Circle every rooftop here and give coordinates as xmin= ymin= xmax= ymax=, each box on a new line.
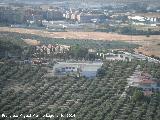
xmin=139 ymin=79 xmax=156 ymax=84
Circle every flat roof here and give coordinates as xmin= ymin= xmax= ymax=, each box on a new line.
xmin=54 ymin=62 xmax=103 ymax=71
xmin=56 ymin=62 xmax=103 ymax=65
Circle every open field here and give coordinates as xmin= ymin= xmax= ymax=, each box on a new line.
xmin=0 ymin=27 xmax=160 ymax=57
xmin=23 ymin=39 xmax=40 ymax=46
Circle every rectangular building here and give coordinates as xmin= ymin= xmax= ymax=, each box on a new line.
xmin=53 ymin=62 xmax=103 ymax=78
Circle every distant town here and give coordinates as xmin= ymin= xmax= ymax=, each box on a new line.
xmin=0 ymin=1 xmax=160 ymax=32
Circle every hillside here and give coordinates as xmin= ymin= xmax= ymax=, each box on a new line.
xmin=0 ymin=27 xmax=160 ymax=57
xmin=0 ymin=60 xmax=160 ymax=120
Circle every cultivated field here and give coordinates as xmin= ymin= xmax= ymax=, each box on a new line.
xmin=1 ymin=61 xmax=160 ymax=120
xmin=0 ymin=27 xmax=160 ymax=57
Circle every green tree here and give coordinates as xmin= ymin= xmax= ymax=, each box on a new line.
xmin=133 ymin=90 xmax=144 ymax=102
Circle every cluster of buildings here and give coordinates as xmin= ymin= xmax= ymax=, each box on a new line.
xmin=128 ymin=15 xmax=160 ymax=26
xmin=0 ymin=4 xmax=107 ymax=27
xmin=0 ymin=5 xmax=64 ymax=26
xmin=96 ymin=51 xmax=160 ymax=63
xmin=53 ymin=62 xmax=103 ymax=78
xmin=77 ymin=13 xmax=107 ymax=23
xmin=97 ymin=52 xmax=133 ymax=61
xmin=35 ymin=44 xmax=70 ymax=55
xmin=0 ymin=3 xmax=160 ymax=28
xmin=63 ymin=9 xmax=107 ymax=23
xmin=18 ymin=43 xmax=70 ymax=65
xmin=46 ymin=8 xmax=64 ymax=21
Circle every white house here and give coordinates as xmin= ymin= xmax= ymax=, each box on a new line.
xmin=53 ymin=62 xmax=103 ymax=78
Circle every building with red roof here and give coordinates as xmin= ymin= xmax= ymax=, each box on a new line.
xmin=131 ymin=71 xmax=160 ymax=92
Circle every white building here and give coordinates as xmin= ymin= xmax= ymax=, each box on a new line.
xmin=97 ymin=52 xmax=134 ymax=61
xmin=53 ymin=62 xmax=103 ymax=78
xmin=128 ymin=16 xmax=146 ymax=22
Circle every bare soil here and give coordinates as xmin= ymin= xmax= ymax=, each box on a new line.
xmin=0 ymin=27 xmax=160 ymax=57
xmin=23 ymin=39 xmax=40 ymax=46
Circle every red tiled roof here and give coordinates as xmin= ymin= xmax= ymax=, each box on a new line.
xmin=139 ymin=79 xmax=156 ymax=84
